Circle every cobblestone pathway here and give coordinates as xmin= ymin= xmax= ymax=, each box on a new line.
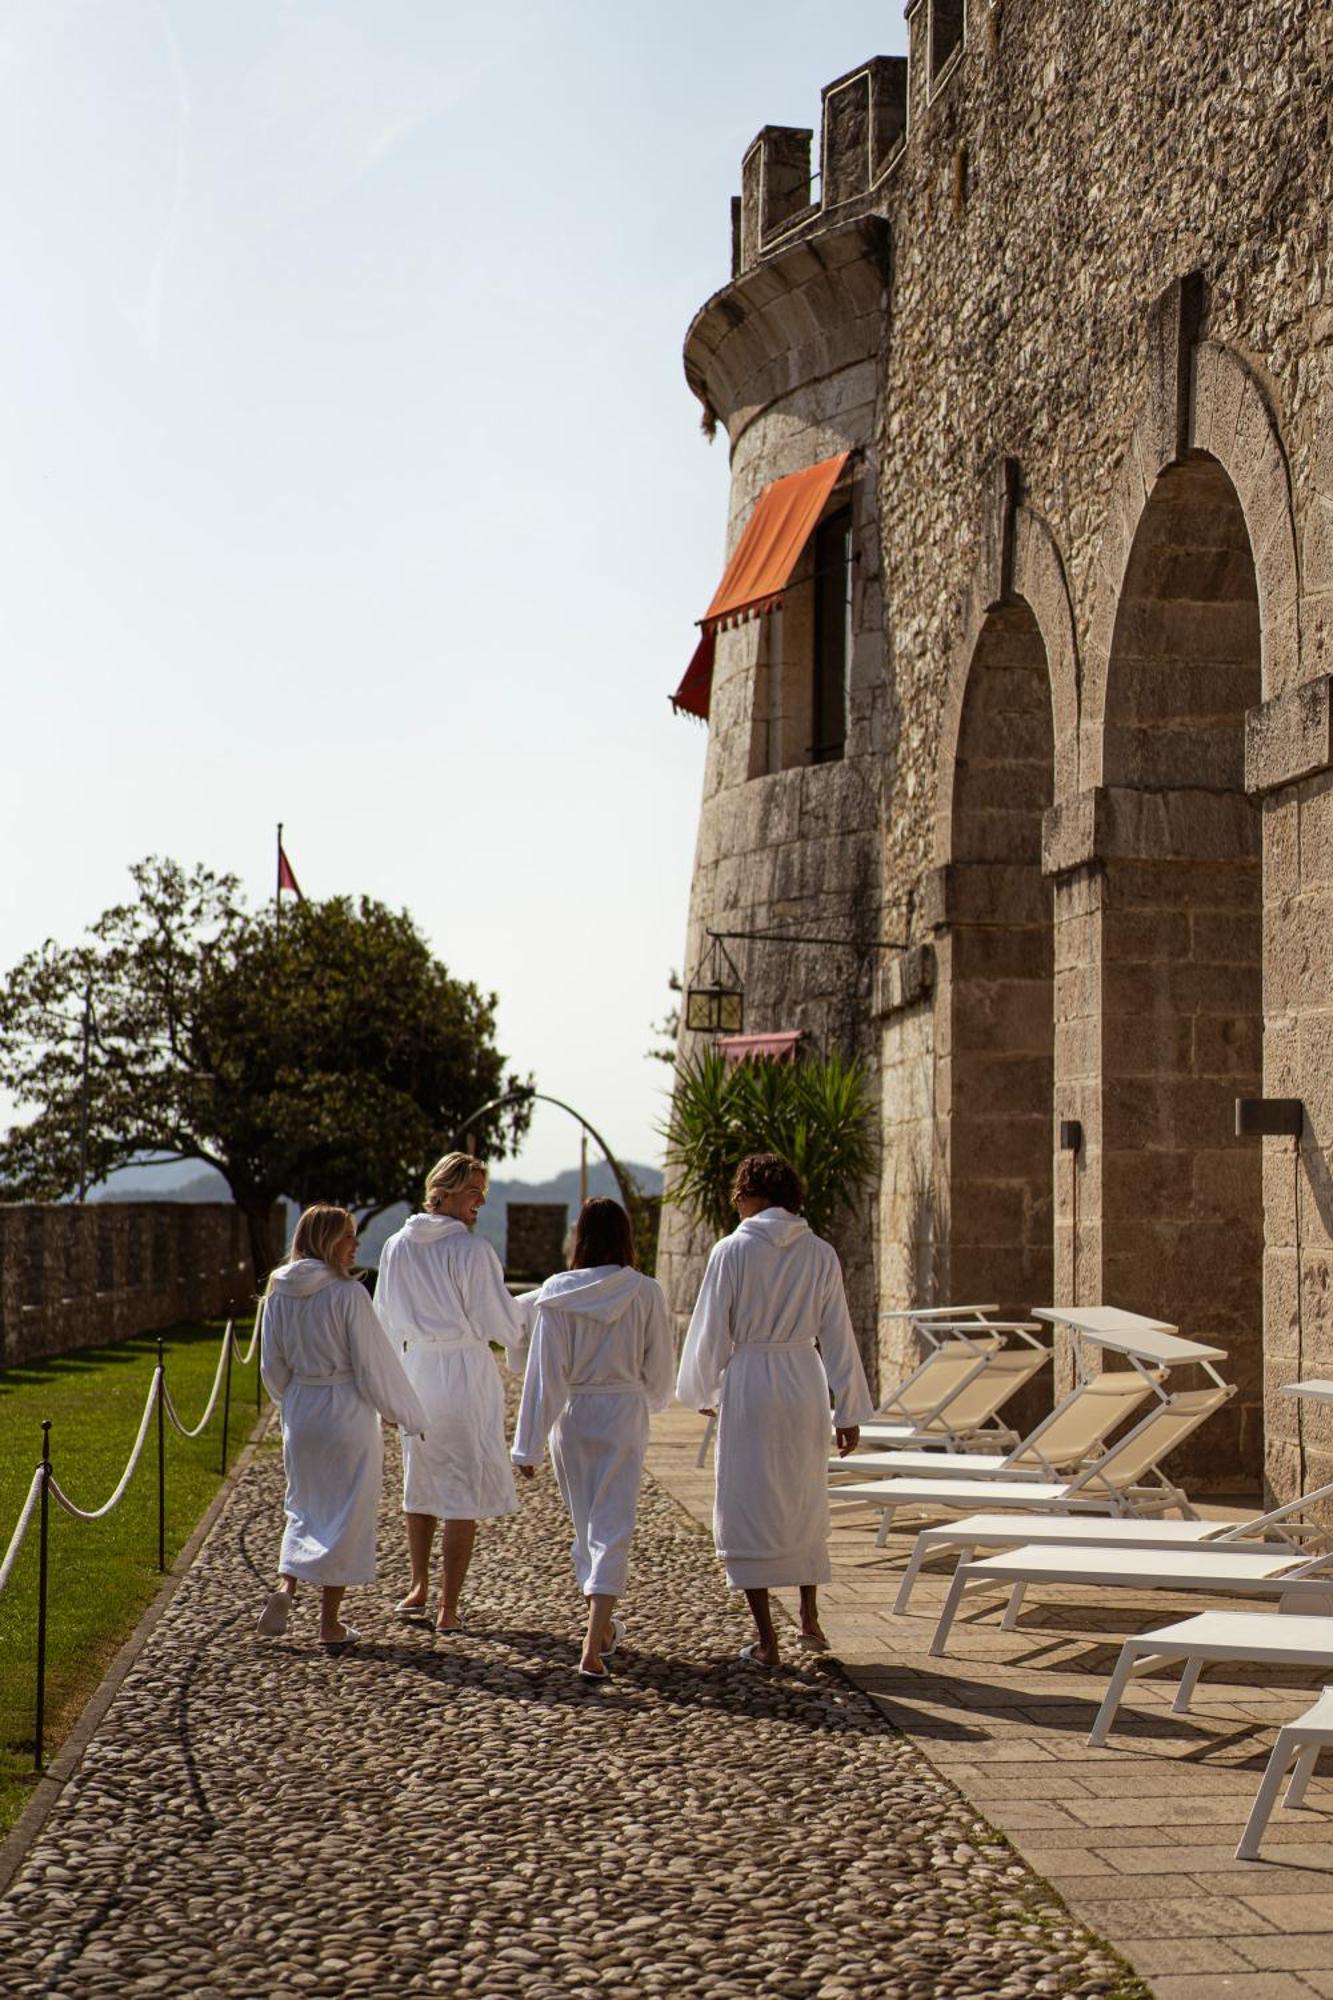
xmin=0 ymin=1427 xmax=1144 ymax=1999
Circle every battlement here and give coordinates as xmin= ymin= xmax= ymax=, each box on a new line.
xmin=734 ymin=56 xmax=907 ymax=277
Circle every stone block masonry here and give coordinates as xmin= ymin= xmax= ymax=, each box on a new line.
xmin=0 ymin=1202 xmax=267 ymax=1367
xmin=663 ymin=0 xmax=1333 ymax=1499
xmin=504 ymin=1203 xmax=568 ymax=1283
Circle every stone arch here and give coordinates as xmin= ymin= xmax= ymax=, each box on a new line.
xmin=1098 ymin=449 xmax=1265 ymax=1479
xmin=934 ymin=499 xmax=1080 ymax=865
xmin=936 ymin=595 xmax=1056 ymax=1319
xmin=1083 ymin=344 xmax=1300 ymax=786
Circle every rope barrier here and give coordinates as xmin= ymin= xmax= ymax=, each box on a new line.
xmin=162 ymin=1325 xmax=239 ymax=1440
xmin=0 ymin=1468 xmax=43 ymax=1597
xmin=230 ymin=1315 xmax=261 ymax=1367
xmin=0 ymin=1317 xmax=259 ymax=1595
xmin=47 ymin=1368 xmax=163 ymax=1523
xmin=0 ymin=1313 xmax=261 ymax=1770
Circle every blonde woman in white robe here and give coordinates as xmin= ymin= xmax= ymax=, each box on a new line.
xmin=511 ymin=1199 xmax=674 ymax=1679
xmin=258 ymin=1205 xmax=427 ymax=1651
xmin=677 ymin=1152 xmax=872 ymax=1669
xmin=376 ymin=1152 xmax=527 ymax=1634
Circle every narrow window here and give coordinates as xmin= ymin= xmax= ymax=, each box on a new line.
xmin=810 ymin=507 xmax=852 ymax=764
xmin=930 ymin=0 xmax=966 ymax=86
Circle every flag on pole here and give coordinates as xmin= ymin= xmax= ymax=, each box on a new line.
xmin=276 ymin=825 xmax=303 ymax=902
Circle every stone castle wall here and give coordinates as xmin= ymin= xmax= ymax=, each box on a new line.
xmin=0 ymin=1202 xmax=264 ymax=1367
xmin=665 ymin=3 xmax=1333 ymax=1497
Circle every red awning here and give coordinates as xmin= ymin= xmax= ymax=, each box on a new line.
xmin=717 ymin=1030 xmax=804 ymax=1066
xmin=672 ymin=452 xmax=850 ymax=720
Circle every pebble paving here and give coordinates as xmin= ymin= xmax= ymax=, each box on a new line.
xmin=0 ymin=1421 xmax=1146 ymax=1999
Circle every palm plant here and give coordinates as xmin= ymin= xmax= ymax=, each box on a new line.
xmin=662 ymin=1045 xmax=878 ymax=1240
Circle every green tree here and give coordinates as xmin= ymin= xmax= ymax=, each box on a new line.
xmin=662 ymin=1044 xmax=877 ymax=1241
xmin=0 ymin=858 xmax=532 ymax=1275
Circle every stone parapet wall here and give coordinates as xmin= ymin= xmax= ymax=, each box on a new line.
xmin=0 ymin=1203 xmax=265 ymax=1368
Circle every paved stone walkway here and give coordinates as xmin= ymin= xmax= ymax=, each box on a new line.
xmin=0 ymin=1420 xmax=1142 ymax=1999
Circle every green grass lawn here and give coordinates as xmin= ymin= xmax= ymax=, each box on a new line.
xmin=0 ymin=1316 xmax=267 ymax=1837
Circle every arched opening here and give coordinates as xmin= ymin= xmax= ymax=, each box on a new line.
xmin=945 ymin=599 xmax=1055 ymax=1320
xmin=1101 ymin=453 xmax=1263 ymax=1480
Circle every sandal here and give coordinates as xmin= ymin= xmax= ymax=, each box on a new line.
xmin=600 ymin=1616 xmax=626 ymax=1659
xmin=257 ymin=1590 xmax=293 ymax=1636
xmin=577 ymin=1662 xmax=609 ymax=1682
xmin=321 ymin=1625 xmax=360 ymax=1652
xmin=738 ymin=1642 xmax=779 ymax=1672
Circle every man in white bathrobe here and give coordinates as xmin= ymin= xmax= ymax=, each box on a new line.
xmin=376 ymin=1152 xmax=527 ymax=1633
xmin=677 ymin=1152 xmax=872 ymax=1668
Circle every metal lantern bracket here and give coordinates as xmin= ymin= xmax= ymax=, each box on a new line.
xmin=683 ymin=924 xmax=910 ymax=1037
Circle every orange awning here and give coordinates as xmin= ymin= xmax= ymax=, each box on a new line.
xmin=672 ymin=451 xmax=850 ymax=720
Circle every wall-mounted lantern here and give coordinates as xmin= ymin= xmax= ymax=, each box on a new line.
xmin=684 ymin=933 xmax=745 ymax=1035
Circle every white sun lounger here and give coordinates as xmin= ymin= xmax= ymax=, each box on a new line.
xmin=831 ymin=1384 xmax=1233 ymax=1545
xmin=859 ymin=1322 xmax=1049 ymax=1452
xmin=919 ymin=1379 xmax=1333 ymax=1648
xmin=928 ymin=1543 xmax=1333 ymax=1656
xmin=1236 ymin=1685 xmax=1333 ymax=1860
xmin=892 ymin=1512 xmax=1257 ymax=1613
xmin=892 ymin=1386 xmax=1333 ymax=1612
xmin=837 ymin=1307 xmax=1226 ymax=1486
xmin=1087 ymin=1610 xmax=1333 ymax=1748
xmin=834 ymin=1366 xmax=1158 ymax=1482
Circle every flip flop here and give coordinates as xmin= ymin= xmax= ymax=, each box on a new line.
xmin=257 ymin=1590 xmax=293 ymax=1637
xmin=434 ymin=1619 xmax=467 ymax=1637
xmin=577 ymin=1662 xmax=609 ymax=1682
xmin=738 ymin=1642 xmax=779 ymax=1672
xmin=394 ymin=1602 xmax=432 ymax=1626
xmin=600 ymin=1616 xmax=626 ymax=1659
xmin=321 ymin=1626 xmax=360 ymax=1653
xmin=797 ymin=1631 xmax=831 ymax=1652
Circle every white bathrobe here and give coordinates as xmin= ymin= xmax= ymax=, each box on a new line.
xmin=260 ymin=1259 xmax=427 ymax=1586
xmin=511 ymin=1265 xmax=675 ymax=1597
xmin=375 ymin=1212 xmax=527 ymax=1520
xmin=677 ymin=1209 xmax=873 ymax=1590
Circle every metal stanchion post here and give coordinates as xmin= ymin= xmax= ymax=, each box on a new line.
xmin=34 ymin=1420 xmax=51 ymax=1772
xmin=157 ymin=1338 xmax=166 ymax=1573
xmin=219 ymin=1322 xmax=234 ymax=1478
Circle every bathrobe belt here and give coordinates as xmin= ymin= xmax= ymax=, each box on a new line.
xmin=562 ymin=1382 xmax=648 ymax=1397
xmin=291 ymin=1369 xmax=356 ymax=1386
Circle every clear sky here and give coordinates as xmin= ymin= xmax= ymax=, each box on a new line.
xmin=0 ymin=1 xmax=905 ymax=1185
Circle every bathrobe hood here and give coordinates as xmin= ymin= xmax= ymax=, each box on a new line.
xmin=401 ymin=1213 xmax=468 ymax=1244
xmin=736 ymin=1208 xmax=809 ymax=1251
xmin=268 ymin=1258 xmax=342 ymax=1298
xmin=534 ymin=1266 xmax=642 ymax=1324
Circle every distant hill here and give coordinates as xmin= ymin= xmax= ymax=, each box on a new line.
xmin=90 ymin=1161 xmax=232 ymax=1203
xmin=90 ymin=1156 xmax=664 ymax=1267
